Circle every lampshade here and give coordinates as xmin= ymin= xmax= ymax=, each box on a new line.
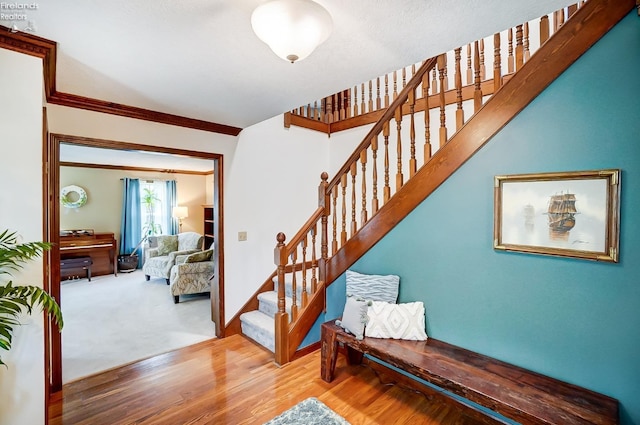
xmin=172 ymin=206 xmax=189 ymax=219
xmin=251 ymin=0 xmax=333 ymax=63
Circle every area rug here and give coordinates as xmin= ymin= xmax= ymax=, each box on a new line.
xmin=263 ymin=397 xmax=350 ymax=425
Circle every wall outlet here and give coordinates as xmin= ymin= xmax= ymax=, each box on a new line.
xmin=238 ymin=231 xmax=247 ymax=241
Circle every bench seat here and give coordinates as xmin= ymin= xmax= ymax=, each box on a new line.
xmin=320 ymin=320 xmax=618 ymax=425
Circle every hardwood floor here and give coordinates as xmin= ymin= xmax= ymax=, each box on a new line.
xmin=49 ymin=335 xmax=498 ymax=425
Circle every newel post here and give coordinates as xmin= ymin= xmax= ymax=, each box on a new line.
xmin=318 ymin=172 xmax=330 ymax=312
xmin=274 ymin=232 xmax=289 ymax=365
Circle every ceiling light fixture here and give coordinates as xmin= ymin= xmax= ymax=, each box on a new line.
xmin=251 ymin=0 xmax=333 ymax=63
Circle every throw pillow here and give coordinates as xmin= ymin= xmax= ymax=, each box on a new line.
xmin=185 ymin=249 xmax=213 ymax=263
xmin=335 ymin=296 xmax=370 ymax=340
xmin=365 ymin=301 xmax=428 ymax=341
xmin=346 ymin=270 xmax=399 ymax=303
xmin=156 ymin=235 xmax=178 ymax=256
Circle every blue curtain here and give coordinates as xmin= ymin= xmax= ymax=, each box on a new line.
xmin=166 ymin=180 xmax=178 ymax=235
xmin=120 ymin=178 xmax=142 ymax=266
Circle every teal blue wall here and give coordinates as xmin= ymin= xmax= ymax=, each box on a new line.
xmin=309 ymin=11 xmax=640 ymax=425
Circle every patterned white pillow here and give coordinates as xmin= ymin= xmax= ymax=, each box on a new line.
xmin=346 ymin=270 xmax=399 ymax=303
xmin=365 ymin=301 xmax=428 ymax=341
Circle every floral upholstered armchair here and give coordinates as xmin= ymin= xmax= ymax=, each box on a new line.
xmin=169 ymin=248 xmax=214 ymax=303
xmin=143 ymin=232 xmax=203 ymax=284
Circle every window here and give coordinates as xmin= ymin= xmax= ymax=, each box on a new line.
xmin=140 ymin=180 xmax=171 ymax=237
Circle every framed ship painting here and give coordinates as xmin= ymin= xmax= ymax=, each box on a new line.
xmin=494 ymin=169 xmax=620 ymax=262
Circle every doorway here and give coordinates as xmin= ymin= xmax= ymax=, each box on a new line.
xmin=45 ymin=133 xmax=225 ymax=392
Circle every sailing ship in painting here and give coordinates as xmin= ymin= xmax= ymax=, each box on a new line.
xmin=546 ymin=192 xmax=578 ymax=232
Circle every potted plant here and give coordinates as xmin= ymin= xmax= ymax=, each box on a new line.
xmin=0 ymin=229 xmax=63 ymax=367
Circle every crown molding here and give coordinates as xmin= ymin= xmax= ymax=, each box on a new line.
xmin=0 ymin=25 xmax=242 ymax=136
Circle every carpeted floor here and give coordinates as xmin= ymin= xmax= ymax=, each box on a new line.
xmin=61 ymin=269 xmax=216 ymax=383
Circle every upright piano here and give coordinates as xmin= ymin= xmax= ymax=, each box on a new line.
xmin=60 ymin=231 xmax=117 ymax=280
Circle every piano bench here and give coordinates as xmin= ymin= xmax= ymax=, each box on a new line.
xmin=61 ymin=256 xmax=92 ymax=282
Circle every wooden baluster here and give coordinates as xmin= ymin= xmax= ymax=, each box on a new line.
xmin=408 ymin=86 xmax=417 ymax=178
xmin=422 ymin=71 xmax=432 ymax=162
xmin=331 ymin=185 xmax=338 ymax=254
xmin=508 ymin=28 xmax=514 ymax=74
xmin=345 ymin=89 xmax=351 ymax=119
xmin=383 ymin=121 xmax=391 ymax=203
xmin=515 ymin=24 xmax=524 ymax=71
xmin=361 ymin=83 xmax=366 ymax=115
xmin=442 ymin=56 xmax=449 ymax=91
xmin=340 ymin=174 xmax=347 ymax=245
xmin=350 ymin=162 xmax=357 ymax=236
xmin=333 ymin=94 xmax=340 ymax=123
xmin=274 ymin=232 xmax=288 ymax=365
xmin=568 ymin=4 xmax=578 ymax=18
xmin=474 ymin=41 xmax=483 ymax=113
xmin=494 ymin=33 xmax=502 ymax=92
xmin=402 ymin=67 xmax=407 ymax=89
xmin=438 ymin=54 xmax=447 ymax=147
xmin=301 ymin=235 xmax=308 ymax=308
xmin=290 ymin=249 xmax=298 ymax=321
xmin=368 ymin=80 xmax=374 ymax=113
xmin=466 ymin=44 xmax=473 ymax=86
xmin=523 ymin=22 xmax=530 ymax=62
xmin=310 ymin=224 xmax=317 ymax=293
xmin=326 ymin=95 xmax=333 ymax=124
xmin=360 ymin=150 xmax=368 ymax=224
xmin=320 ymin=171 xmax=329 ymax=291
xmin=376 ymin=77 xmax=381 ymax=110
xmin=395 ymin=106 xmax=403 ymax=191
xmin=540 ymin=15 xmax=550 ymax=45
xmin=393 ymin=70 xmax=398 ymax=100
xmin=313 ymin=100 xmax=319 ymax=121
xmin=371 ymin=135 xmax=379 ymax=215
xmin=554 ymin=9 xmax=565 ymax=32
xmin=320 ymin=98 xmax=326 ymax=123
xmin=339 ymin=92 xmax=345 ymax=121
xmin=384 ymin=74 xmax=390 ymax=107
xmin=454 ymin=47 xmax=464 ymax=131
xmin=479 ymin=39 xmax=486 ymax=80
xmin=353 ymin=86 xmax=359 ymax=117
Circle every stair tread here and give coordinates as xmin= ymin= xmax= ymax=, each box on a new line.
xmin=240 ymin=310 xmax=274 ymax=333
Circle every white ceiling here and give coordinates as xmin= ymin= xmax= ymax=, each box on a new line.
xmin=3 ymin=0 xmax=575 ymax=131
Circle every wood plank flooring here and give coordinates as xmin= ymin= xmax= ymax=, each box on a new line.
xmin=49 ymin=335 xmax=497 ymax=425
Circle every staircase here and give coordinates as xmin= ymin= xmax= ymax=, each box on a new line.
xmin=230 ymin=0 xmax=633 ymax=364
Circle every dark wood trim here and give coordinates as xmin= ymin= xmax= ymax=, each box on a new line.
xmin=60 ymin=161 xmax=212 ymax=176
xmin=42 ymin=106 xmax=52 ymax=425
xmin=0 ymin=25 xmax=57 ymax=96
xmin=326 ymin=0 xmax=634 ymax=283
xmin=0 ymin=25 xmax=241 ymax=136
xmin=291 ymin=341 xmax=321 ymax=361
xmin=47 ymin=92 xmax=242 ymax=136
xmin=47 ymin=133 xmax=226 ymax=391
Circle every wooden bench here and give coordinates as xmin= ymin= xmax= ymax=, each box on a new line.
xmin=320 ymin=320 xmax=618 ymax=425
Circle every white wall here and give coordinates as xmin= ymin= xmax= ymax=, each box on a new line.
xmin=0 ymin=49 xmax=45 ymax=425
xmin=224 ymin=116 xmax=329 ymax=319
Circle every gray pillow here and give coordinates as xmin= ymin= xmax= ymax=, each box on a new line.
xmin=335 ymin=296 xmax=370 ymax=340
xmin=346 ymin=270 xmax=399 ymax=303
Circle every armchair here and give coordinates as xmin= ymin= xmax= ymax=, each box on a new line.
xmin=169 ymin=249 xmax=214 ymax=303
xmin=143 ymin=232 xmax=203 ymax=284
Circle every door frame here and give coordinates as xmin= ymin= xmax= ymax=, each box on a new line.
xmin=45 ymin=133 xmax=225 ymax=393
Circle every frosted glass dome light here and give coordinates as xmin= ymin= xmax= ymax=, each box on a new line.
xmin=251 ymin=0 xmax=333 ymax=63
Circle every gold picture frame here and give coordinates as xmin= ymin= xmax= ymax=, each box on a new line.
xmin=494 ymin=169 xmax=620 ymax=262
